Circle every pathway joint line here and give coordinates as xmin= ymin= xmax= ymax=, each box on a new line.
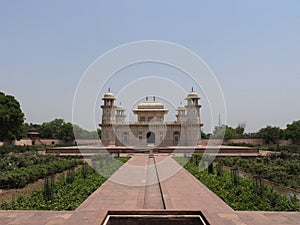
xmin=153 ymin=155 xmax=166 ymax=209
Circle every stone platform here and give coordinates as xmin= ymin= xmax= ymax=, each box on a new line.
xmin=0 ymin=154 xmax=299 ymax=225
xmin=46 ymin=145 xmax=260 ymax=156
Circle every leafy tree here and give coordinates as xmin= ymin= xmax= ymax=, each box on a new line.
xmin=212 ymin=125 xmax=242 ymax=139
xmin=244 ymin=132 xmax=258 ymax=138
xmin=21 ymin=123 xmax=31 ymax=138
xmin=0 ymin=92 xmax=24 ymax=144
xmin=225 ymin=126 xmax=242 ymax=139
xmin=73 ymin=124 xmax=99 ymax=139
xmin=57 ymin=122 xmax=75 ymax=143
xmin=201 ymin=131 xmax=207 ymax=139
xmin=212 ymin=125 xmax=226 ymax=139
xmin=38 ymin=119 xmax=65 ymax=139
xmin=47 ymin=119 xmax=64 ymax=139
xmin=38 ymin=122 xmax=52 ymax=138
xmin=284 ymin=120 xmax=300 ymax=144
xmin=97 ymin=128 xmax=101 ymax=139
xmin=24 ymin=120 xmax=98 ymax=143
xmin=256 ymin=126 xmax=283 ymax=144
xmin=235 ymin=125 xmax=245 ymax=135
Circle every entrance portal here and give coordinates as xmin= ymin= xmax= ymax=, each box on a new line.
xmin=146 ymin=132 xmax=155 ymax=144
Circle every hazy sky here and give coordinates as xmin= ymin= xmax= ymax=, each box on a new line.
xmin=1 ymin=1 xmax=299 ymax=133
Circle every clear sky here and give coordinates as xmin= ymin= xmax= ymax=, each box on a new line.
xmin=1 ymin=0 xmax=299 ymax=133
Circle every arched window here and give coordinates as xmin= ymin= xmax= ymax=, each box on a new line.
xmin=146 ymin=132 xmax=155 ymax=144
xmin=173 ymin=131 xmax=180 ymax=144
xmin=123 ymin=132 xmax=129 ymax=144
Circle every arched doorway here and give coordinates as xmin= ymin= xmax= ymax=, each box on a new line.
xmin=146 ymin=132 xmax=155 ymax=144
xmin=173 ymin=131 xmax=180 ymax=144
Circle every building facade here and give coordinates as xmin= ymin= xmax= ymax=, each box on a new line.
xmin=100 ymin=89 xmax=202 ymax=147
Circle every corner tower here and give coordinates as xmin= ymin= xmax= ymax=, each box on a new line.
xmin=176 ymin=102 xmax=186 ymax=123
xmin=184 ymin=88 xmax=202 ymax=145
xmin=115 ymin=103 xmax=126 ymax=124
xmin=100 ymin=89 xmax=116 ymax=146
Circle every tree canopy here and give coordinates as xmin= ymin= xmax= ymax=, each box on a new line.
xmin=0 ymin=92 xmax=24 ymax=143
xmin=24 ymin=119 xmax=74 ymax=143
xmin=284 ymin=120 xmax=300 ymax=144
xmin=23 ymin=119 xmax=100 ymax=143
xmin=256 ymin=125 xmax=283 ymax=144
xmin=73 ymin=124 xmax=99 ymax=139
xmin=212 ymin=125 xmax=244 ymax=139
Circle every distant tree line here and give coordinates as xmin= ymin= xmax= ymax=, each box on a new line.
xmin=23 ymin=119 xmax=74 ymax=142
xmin=211 ymin=124 xmax=246 ymax=139
xmin=22 ymin=119 xmax=101 ymax=143
xmin=255 ymin=121 xmax=300 ymax=144
xmin=207 ymin=120 xmax=300 ymax=145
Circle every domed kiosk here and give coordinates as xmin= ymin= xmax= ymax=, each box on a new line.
xmin=133 ymin=97 xmax=169 ymax=123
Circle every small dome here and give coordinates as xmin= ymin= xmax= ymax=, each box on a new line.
xmin=138 ymin=101 xmax=164 ymax=109
xmin=116 ymin=104 xmax=125 ymax=111
xmin=186 ymin=91 xmax=200 ymax=99
xmin=177 ymin=105 xmax=185 ymax=111
xmin=102 ymin=91 xmax=116 ymax=100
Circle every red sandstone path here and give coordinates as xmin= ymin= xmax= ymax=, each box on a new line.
xmin=0 ymin=154 xmax=299 ymax=225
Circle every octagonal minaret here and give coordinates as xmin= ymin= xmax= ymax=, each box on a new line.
xmin=184 ymin=88 xmax=202 ymax=145
xmin=100 ymin=88 xmax=116 ymax=146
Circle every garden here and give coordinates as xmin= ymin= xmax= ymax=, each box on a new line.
xmin=216 ymin=145 xmax=300 ymax=189
xmin=175 ymin=154 xmax=300 ymax=211
xmin=0 ymin=146 xmax=129 ymax=210
xmin=0 ymin=147 xmax=82 ymax=189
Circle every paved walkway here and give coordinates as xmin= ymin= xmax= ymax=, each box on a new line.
xmin=0 ymin=210 xmax=73 ymax=225
xmin=0 ymin=154 xmax=299 ymax=225
xmin=64 ymin=154 xmax=300 ymax=225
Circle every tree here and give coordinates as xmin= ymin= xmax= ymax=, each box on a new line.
xmin=57 ymin=122 xmax=75 ymax=143
xmin=212 ymin=125 xmax=242 ymax=139
xmin=73 ymin=124 xmax=100 ymax=139
xmin=25 ymin=119 xmax=98 ymax=143
xmin=38 ymin=119 xmax=64 ymax=139
xmin=47 ymin=118 xmax=64 ymax=139
xmin=201 ymin=131 xmax=207 ymax=139
xmin=224 ymin=126 xmax=242 ymax=139
xmin=284 ymin=120 xmax=300 ymax=144
xmin=38 ymin=119 xmax=76 ymax=143
xmin=21 ymin=123 xmax=31 ymax=138
xmin=235 ymin=125 xmax=245 ymax=136
xmin=212 ymin=125 xmax=225 ymax=139
xmin=97 ymin=128 xmax=101 ymax=139
xmin=0 ymin=92 xmax=24 ymax=143
xmin=256 ymin=125 xmax=283 ymax=144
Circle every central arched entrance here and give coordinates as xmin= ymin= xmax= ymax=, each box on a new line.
xmin=146 ymin=131 xmax=155 ymax=144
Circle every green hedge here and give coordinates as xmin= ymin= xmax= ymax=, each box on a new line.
xmin=0 ymin=145 xmax=43 ymax=155
xmin=0 ymin=156 xmax=82 ymax=189
xmin=1 ymin=157 xmax=130 ymax=210
xmin=216 ymin=151 xmax=300 ymax=189
xmin=175 ymin=155 xmax=300 ymax=211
